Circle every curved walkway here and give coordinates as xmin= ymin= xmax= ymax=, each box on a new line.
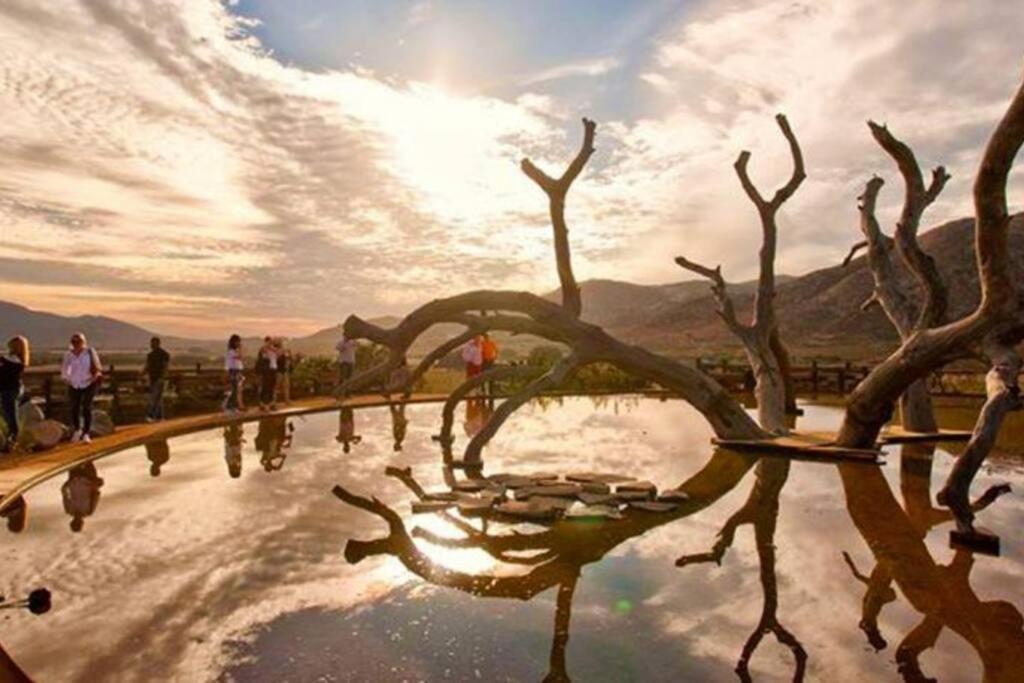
xmin=0 ymin=393 xmax=448 ymax=511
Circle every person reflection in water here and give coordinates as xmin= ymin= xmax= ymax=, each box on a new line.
xmin=255 ymin=415 xmax=293 ymax=472
xmin=463 ymin=398 xmax=493 ymax=438
xmin=1 ymin=495 xmax=27 ymax=533
xmin=144 ymin=439 xmax=171 ymax=477
xmin=335 ymin=407 xmax=361 ymax=454
xmin=224 ymin=423 xmax=245 ymax=478
xmin=389 ymin=402 xmax=408 ymax=452
xmin=61 ymin=462 xmax=104 ymax=533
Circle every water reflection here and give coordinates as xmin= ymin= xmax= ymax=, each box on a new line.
xmin=335 ymin=448 xmax=759 ymax=682
xmin=223 ymin=422 xmax=244 ymax=478
xmin=0 ymin=496 xmax=26 ymax=534
xmin=675 ymin=458 xmax=806 ymax=681
xmin=255 ymin=416 xmax=295 ymax=472
xmin=1 ymin=398 xmax=1021 ymax=682
xmin=335 ymin=407 xmax=362 ymax=454
xmin=60 ymin=462 xmax=103 ymax=533
xmin=838 ymin=447 xmax=1023 ymax=682
xmin=145 ymin=439 xmax=170 ymax=477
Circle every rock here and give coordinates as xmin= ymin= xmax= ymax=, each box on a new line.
xmin=495 ymin=476 xmax=536 ymax=489
xmin=495 ymin=500 xmax=560 ymax=521
xmin=412 ymin=500 xmax=453 ymax=514
xmin=566 ymin=472 xmax=637 ymax=484
xmin=658 ymin=489 xmax=691 ymax=503
xmin=617 ymin=480 xmax=657 ymax=494
xmin=628 ymin=501 xmax=678 ymax=513
xmin=457 ymin=499 xmax=496 ymax=517
xmin=514 ymin=484 xmax=582 ymax=500
xmin=16 ymin=420 xmax=68 ymax=451
xmin=529 ymin=496 xmax=575 ymax=510
xmin=18 ymin=401 xmax=44 ymax=428
xmin=565 ymin=503 xmax=623 ymax=521
xmin=423 ymin=491 xmax=459 ymax=502
xmin=452 ymin=480 xmax=487 ymax=492
xmin=613 ymin=490 xmax=653 ymax=502
xmin=90 ymin=410 xmax=115 ymax=437
xmin=577 ymin=492 xmax=618 ymax=506
xmin=579 ymin=481 xmax=611 ymax=494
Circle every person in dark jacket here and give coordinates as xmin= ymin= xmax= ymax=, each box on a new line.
xmin=0 ymin=336 xmax=30 ymax=448
xmin=142 ymin=336 xmax=171 ymax=422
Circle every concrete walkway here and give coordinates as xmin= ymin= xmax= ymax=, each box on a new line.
xmin=0 ymin=393 xmax=448 ymax=511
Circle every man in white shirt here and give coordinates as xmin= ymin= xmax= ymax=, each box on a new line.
xmin=335 ymin=334 xmax=357 ymax=388
xmin=61 ymin=333 xmax=102 ymax=443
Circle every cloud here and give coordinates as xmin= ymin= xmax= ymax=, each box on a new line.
xmin=0 ymin=0 xmax=1020 ymax=339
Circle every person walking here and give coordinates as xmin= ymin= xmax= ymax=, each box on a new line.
xmin=462 ymin=336 xmax=483 ymax=379
xmin=61 ymin=333 xmax=102 ymax=443
xmin=335 ymin=333 xmax=357 ymax=389
xmin=256 ymin=336 xmax=278 ymax=411
xmin=224 ymin=334 xmax=245 ymax=414
xmin=142 ymin=336 xmax=170 ymax=422
xmin=275 ymin=340 xmax=292 ymax=405
xmin=0 ymin=336 xmax=29 ymax=449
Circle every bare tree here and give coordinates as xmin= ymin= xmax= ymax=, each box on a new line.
xmin=836 ymin=73 xmax=1024 ymax=534
xmin=337 ymin=120 xmax=768 ymax=463
xmin=846 ymin=122 xmax=951 ymax=432
xmin=676 ymin=114 xmax=806 ymax=434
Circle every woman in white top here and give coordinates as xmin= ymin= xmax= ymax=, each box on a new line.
xmin=224 ymin=334 xmax=245 ymax=414
xmin=61 ymin=332 xmax=102 ymax=443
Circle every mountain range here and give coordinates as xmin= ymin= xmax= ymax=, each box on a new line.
xmin=2 ymin=213 xmax=1021 ymax=361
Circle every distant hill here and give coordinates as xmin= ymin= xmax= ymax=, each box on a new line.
xmin=5 ymin=213 xmax=1019 ymax=363
xmin=0 ymin=301 xmax=206 ymax=351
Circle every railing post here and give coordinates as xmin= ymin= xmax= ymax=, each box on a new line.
xmin=810 ymin=359 xmax=819 ymax=394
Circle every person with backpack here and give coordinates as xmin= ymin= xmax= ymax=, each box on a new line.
xmin=0 ymin=336 xmax=29 ymax=448
xmin=61 ymin=332 xmax=102 ymax=443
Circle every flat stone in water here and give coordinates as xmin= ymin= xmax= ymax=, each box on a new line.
xmin=657 ymin=489 xmax=690 ymax=503
xmin=617 ymin=480 xmax=657 ymax=494
xmin=565 ymin=503 xmax=623 ymax=520
xmin=495 ymin=500 xmax=560 ymax=521
xmin=452 ymin=480 xmax=488 ymax=492
xmin=579 ymin=481 xmax=611 ymax=494
xmin=565 ymin=472 xmax=638 ymax=484
xmin=457 ymin=499 xmax=496 ymax=517
xmin=577 ymin=492 xmax=618 ymax=506
xmin=528 ymin=496 xmax=574 ymax=510
xmin=422 ymin=491 xmax=459 ymax=502
xmin=614 ymin=490 xmax=654 ymax=502
xmin=629 ymin=501 xmax=678 ymax=513
xmin=411 ymin=501 xmax=453 ymax=514
xmin=495 ymin=477 xmax=536 ymax=489
xmin=514 ymin=484 xmax=581 ymax=500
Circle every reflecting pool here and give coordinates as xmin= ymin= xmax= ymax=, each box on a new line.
xmin=1 ymin=397 xmax=1022 ymax=682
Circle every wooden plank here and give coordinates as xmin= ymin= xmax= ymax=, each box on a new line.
xmin=879 ymin=427 xmax=974 ymax=444
xmin=711 ymin=432 xmax=882 ymax=463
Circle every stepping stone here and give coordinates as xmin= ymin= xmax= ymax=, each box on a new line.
xmin=613 ymin=490 xmax=654 ymax=502
xmin=565 ymin=503 xmax=623 ymax=521
xmin=566 ymin=472 xmax=638 ymax=485
xmin=452 ymin=480 xmax=497 ymax=493
xmin=579 ymin=481 xmax=611 ymax=494
xmin=495 ymin=500 xmax=560 ymax=521
xmin=617 ymin=480 xmax=657 ymax=494
xmin=577 ymin=492 xmax=618 ymax=506
xmin=494 ymin=476 xmax=536 ymax=489
xmin=527 ymin=473 xmax=561 ymax=485
xmin=422 ymin=491 xmax=458 ymax=502
xmin=628 ymin=501 xmax=678 ymax=513
xmin=457 ymin=499 xmax=496 ymax=517
xmin=529 ymin=496 xmax=575 ymax=511
xmin=411 ymin=501 xmax=453 ymax=514
xmin=514 ymin=484 xmax=581 ymax=500
xmin=657 ymin=489 xmax=691 ymax=503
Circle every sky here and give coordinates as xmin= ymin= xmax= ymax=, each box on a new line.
xmin=0 ymin=0 xmax=1021 ymax=338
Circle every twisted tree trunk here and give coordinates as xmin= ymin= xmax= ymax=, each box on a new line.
xmin=677 ymin=114 xmax=805 ymax=434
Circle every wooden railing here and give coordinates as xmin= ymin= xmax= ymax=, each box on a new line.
xmin=20 ymin=358 xmax=995 ymax=424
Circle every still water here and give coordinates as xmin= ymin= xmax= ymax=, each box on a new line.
xmin=1 ymin=396 xmax=1022 ymax=682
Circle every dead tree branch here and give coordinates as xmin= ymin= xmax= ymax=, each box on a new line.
xmin=521 ymin=118 xmax=597 ymax=318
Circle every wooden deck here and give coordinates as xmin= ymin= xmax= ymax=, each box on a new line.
xmin=712 ymin=431 xmax=883 ymax=463
xmin=0 ymin=393 xmax=448 ymax=510
xmin=878 ymin=427 xmax=974 ymax=444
